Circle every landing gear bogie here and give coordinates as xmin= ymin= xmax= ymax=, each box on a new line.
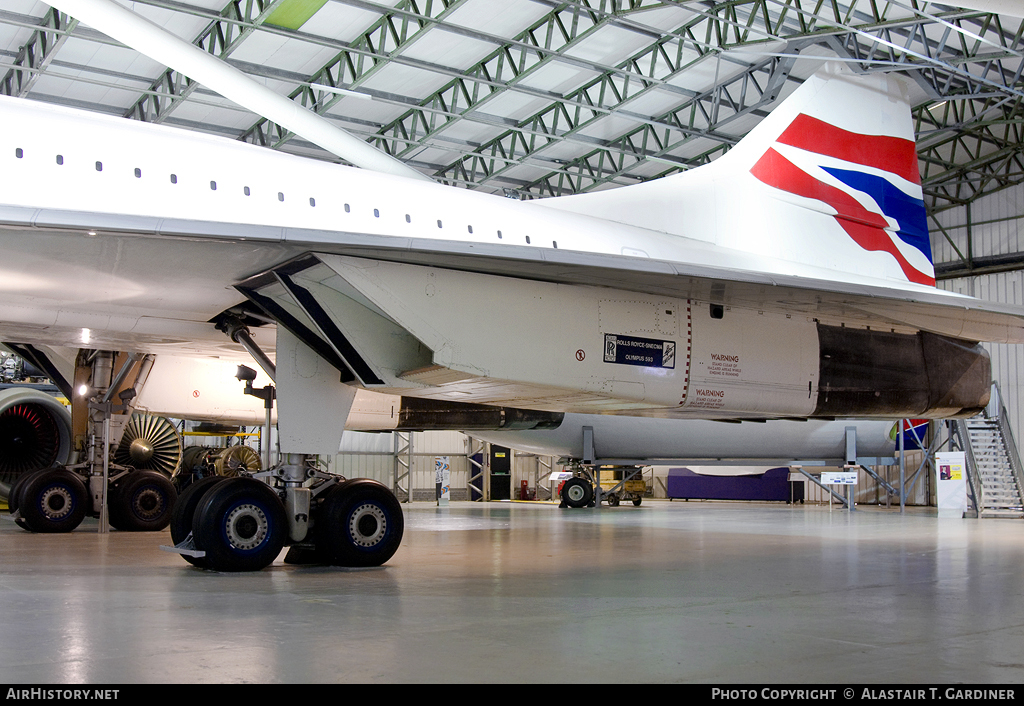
xmin=191 ymin=477 xmax=288 ymax=572
xmin=164 ymin=469 xmax=406 ymax=572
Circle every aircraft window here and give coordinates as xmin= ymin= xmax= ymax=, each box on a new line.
xmin=56 ymin=155 xmax=64 ymax=165
xmin=95 ymin=161 xmax=102 ymax=172
xmin=210 ymin=181 xmax=217 ymax=190
xmin=374 ymin=209 xmax=380 ymax=217
xmin=244 ymin=186 xmax=251 ymax=196
xmin=278 ymin=192 xmax=285 ymax=202
xmin=309 ymin=197 xmax=315 ymax=207
xmin=553 ymin=241 xmax=558 ymax=248
xmin=15 ymin=148 xmax=23 ymax=158
xmin=710 ymin=304 xmax=724 ymax=319
xmin=525 ymin=235 xmax=531 ymax=244
xmin=344 ymin=204 xmax=350 ymax=213
xmin=170 ymin=174 xmax=177 ymax=184
xmin=405 ymin=214 xmax=411 ymax=223
xmin=437 ymin=220 xmax=443 ymax=228
xmin=467 ymin=225 xmax=473 ymax=234
xmin=497 ymin=230 xmax=502 ymax=239
xmin=134 ymin=168 xmax=142 ymax=178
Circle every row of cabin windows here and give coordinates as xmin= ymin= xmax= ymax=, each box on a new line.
xmin=14 ymin=147 xmax=558 ymax=248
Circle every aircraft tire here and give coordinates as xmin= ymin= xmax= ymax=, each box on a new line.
xmin=560 ymin=477 xmax=593 ymax=509
xmin=8 ymin=467 xmax=43 ymax=515
xmin=192 ymin=477 xmax=286 ymax=572
xmin=170 ymin=475 xmax=228 ymax=567
xmin=315 ymin=479 xmax=404 ymax=567
xmin=19 ymin=468 xmax=88 ymax=533
xmin=8 ymin=468 xmax=47 ymax=530
xmin=108 ymin=470 xmax=177 ymax=532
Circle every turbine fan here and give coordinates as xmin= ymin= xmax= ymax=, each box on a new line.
xmin=214 ymin=445 xmax=261 ymax=477
xmin=0 ymin=403 xmax=60 ymax=484
xmin=114 ymin=412 xmax=182 ymax=476
xmin=0 ymin=389 xmax=73 ymax=491
xmin=174 ymin=444 xmax=262 ymax=491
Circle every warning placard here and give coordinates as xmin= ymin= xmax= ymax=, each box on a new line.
xmin=603 ymin=333 xmax=676 ymax=369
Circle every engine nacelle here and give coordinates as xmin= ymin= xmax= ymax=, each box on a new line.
xmin=0 ymin=387 xmax=73 ymax=496
xmin=238 ymin=254 xmax=991 ymax=421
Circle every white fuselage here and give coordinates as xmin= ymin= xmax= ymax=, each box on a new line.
xmin=0 ymin=88 xmax=1002 ymax=421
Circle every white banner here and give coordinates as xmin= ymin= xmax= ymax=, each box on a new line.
xmin=935 ymin=451 xmax=967 ymax=518
xmin=435 ymin=456 xmax=451 ymax=506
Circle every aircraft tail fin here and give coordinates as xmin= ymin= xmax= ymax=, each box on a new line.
xmin=541 ymin=65 xmax=935 ymax=287
xmin=739 ymin=67 xmax=934 ymax=285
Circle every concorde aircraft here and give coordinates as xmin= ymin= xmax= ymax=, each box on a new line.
xmin=1 ymin=0 xmax=1022 ymax=571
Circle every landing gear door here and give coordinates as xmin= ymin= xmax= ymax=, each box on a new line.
xmin=276 ymin=326 xmax=355 ymax=456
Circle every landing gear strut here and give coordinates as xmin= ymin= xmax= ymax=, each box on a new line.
xmin=164 ymin=316 xmax=406 ymax=571
xmin=163 ymin=458 xmax=404 ymax=572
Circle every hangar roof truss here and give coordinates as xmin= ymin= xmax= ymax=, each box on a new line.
xmin=0 ymin=1 xmax=1021 ymax=238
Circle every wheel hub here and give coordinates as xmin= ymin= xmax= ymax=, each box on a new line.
xmin=349 ymin=503 xmax=386 ymax=547
xmin=566 ymin=484 xmax=586 ymax=502
xmin=224 ymin=503 xmax=268 ymax=550
xmin=132 ymin=488 xmax=165 ymax=520
xmin=40 ymin=486 xmax=72 ymax=520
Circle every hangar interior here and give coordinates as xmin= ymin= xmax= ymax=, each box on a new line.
xmin=1 ymin=0 xmax=1024 ymax=684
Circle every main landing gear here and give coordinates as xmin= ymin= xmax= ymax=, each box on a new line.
xmin=8 ymin=465 xmax=178 ymax=533
xmin=165 ymin=457 xmax=403 ymax=572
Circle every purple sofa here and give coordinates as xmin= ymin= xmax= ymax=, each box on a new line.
xmin=666 ymin=467 xmax=804 ymax=503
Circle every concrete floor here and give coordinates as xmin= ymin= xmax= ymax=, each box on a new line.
xmin=1 ymin=499 xmax=1023 ymax=684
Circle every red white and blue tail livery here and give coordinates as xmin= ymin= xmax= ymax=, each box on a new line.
xmin=717 ymin=65 xmax=935 ymax=287
xmin=749 ymin=114 xmax=933 ymax=286
xmin=545 ymin=65 xmax=936 ymax=290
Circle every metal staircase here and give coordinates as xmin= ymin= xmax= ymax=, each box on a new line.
xmin=953 ymin=384 xmax=1024 ymax=518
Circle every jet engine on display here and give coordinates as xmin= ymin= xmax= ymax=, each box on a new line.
xmin=2 ymin=355 xmax=180 ymax=535
xmin=0 ymin=387 xmax=73 ymax=493
xmin=1 ymin=0 xmax=1023 ymax=571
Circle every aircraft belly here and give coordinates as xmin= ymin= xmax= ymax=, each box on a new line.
xmin=0 ymin=225 xmax=287 ymax=354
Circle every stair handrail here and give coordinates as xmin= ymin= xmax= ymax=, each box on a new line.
xmin=952 ymin=418 xmax=983 ymax=516
xmin=990 ymin=381 xmax=1024 ymax=509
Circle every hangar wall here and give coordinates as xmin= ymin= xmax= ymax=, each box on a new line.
xmin=933 ymin=181 xmax=1024 ymax=452
xmin=324 ymin=430 xmax=937 ymax=506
